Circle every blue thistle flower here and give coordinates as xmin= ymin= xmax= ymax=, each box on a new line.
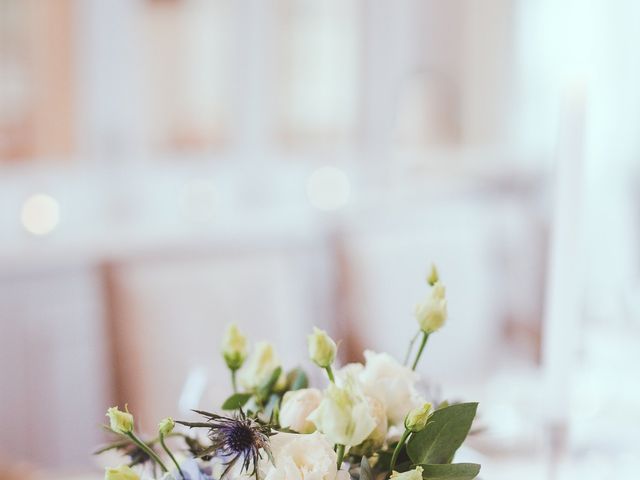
xmin=177 ymin=409 xmax=273 ymax=479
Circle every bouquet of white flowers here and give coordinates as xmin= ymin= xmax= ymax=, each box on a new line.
xmin=98 ymin=266 xmax=480 ymax=480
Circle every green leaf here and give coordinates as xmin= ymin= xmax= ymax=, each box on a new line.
xmin=257 ymin=367 xmax=283 ymax=403
xmin=221 ymin=393 xmax=252 ymax=410
xmin=420 ymin=463 xmax=480 ymax=480
xmin=407 ymin=403 xmax=478 ymax=465
xmin=264 ymin=393 xmax=281 ymax=421
xmin=360 ymin=456 xmax=374 ymax=480
xmin=286 ymin=368 xmax=309 ymax=390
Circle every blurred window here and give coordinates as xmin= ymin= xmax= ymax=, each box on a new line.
xmin=0 ymin=0 xmax=74 ymax=163
xmin=276 ymin=0 xmax=363 ymax=149
xmin=142 ymin=0 xmax=233 ymax=154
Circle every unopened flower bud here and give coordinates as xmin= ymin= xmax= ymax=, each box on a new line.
xmin=427 ymin=264 xmax=439 ymax=286
xmin=404 ymin=402 xmax=432 ymax=432
xmin=390 ymin=466 xmax=423 ymax=480
xmin=104 ymin=465 xmax=140 ymax=480
xmin=158 ymin=417 xmax=175 ymax=436
xmin=307 ymin=327 xmax=337 ymax=368
xmin=222 ymin=323 xmax=248 ymax=371
xmin=414 ymin=282 xmax=447 ymax=333
xmin=106 ymin=406 xmax=134 ymax=434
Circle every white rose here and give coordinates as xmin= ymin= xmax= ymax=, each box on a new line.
xmin=279 ymin=388 xmax=322 ymax=433
xmin=238 ymin=341 xmax=283 ymax=391
xmin=350 ymin=395 xmax=389 ymax=455
xmin=364 ymin=395 xmax=388 ymax=449
xmin=307 ymin=380 xmax=376 ymax=447
xmin=334 ymin=362 xmax=364 ymax=386
xmin=262 ymin=432 xmax=349 ymax=480
xmin=358 ymin=350 xmax=424 ymax=426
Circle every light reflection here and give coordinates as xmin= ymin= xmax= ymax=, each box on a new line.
xmin=21 ymin=193 xmax=60 ymax=236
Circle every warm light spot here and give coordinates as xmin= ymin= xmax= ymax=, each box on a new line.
xmin=21 ymin=194 xmax=60 ymax=236
xmin=306 ymin=166 xmax=351 ymax=211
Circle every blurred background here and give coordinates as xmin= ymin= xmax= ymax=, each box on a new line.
xmin=1 ymin=0 xmax=639 ymax=478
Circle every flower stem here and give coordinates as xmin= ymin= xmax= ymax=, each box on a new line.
xmin=160 ymin=433 xmax=185 ymax=480
xmin=404 ymin=329 xmax=421 ymax=365
xmin=335 ymin=444 xmax=346 ymax=469
xmin=126 ymin=432 xmax=168 ymax=473
xmin=411 ymin=332 xmax=430 ymax=371
xmin=325 ymin=365 xmax=336 ymax=383
xmin=231 ymin=369 xmax=238 ymax=393
xmin=390 ymin=429 xmax=410 ymax=472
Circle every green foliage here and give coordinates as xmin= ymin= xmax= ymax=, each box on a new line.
xmin=407 ymin=403 xmax=478 ymax=465
xmin=221 ymin=393 xmax=252 ymax=410
xmin=420 ymin=463 xmax=480 ymax=480
xmin=286 ymin=368 xmax=309 ymax=390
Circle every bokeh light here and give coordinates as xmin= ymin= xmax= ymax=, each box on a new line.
xmin=20 ymin=193 xmax=60 ymax=236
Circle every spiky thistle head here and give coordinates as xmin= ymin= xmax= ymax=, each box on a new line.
xmin=177 ymin=409 xmax=273 ymax=479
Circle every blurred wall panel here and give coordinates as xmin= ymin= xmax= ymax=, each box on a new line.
xmin=0 ymin=265 xmax=111 ymax=468
xmin=106 ymin=243 xmax=334 ymax=430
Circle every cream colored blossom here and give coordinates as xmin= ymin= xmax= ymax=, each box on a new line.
xmin=262 ymin=432 xmax=349 ymax=480
xmin=414 ymin=282 xmax=447 ymax=333
xmin=308 ymin=380 xmax=376 ymax=447
xmin=279 ymin=388 xmax=322 ymax=433
xmin=104 ymin=465 xmax=140 ymax=480
xmin=106 ymin=406 xmax=134 ymax=434
xmin=222 ymin=323 xmax=248 ymax=370
xmin=358 ymin=350 xmax=424 ymax=426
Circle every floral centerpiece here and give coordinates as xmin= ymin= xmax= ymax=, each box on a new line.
xmin=98 ymin=266 xmax=480 ymax=480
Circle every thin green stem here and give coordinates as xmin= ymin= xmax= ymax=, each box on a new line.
xmin=160 ymin=433 xmax=185 ymax=480
xmin=411 ymin=332 xmax=430 ymax=371
xmin=126 ymin=432 xmax=168 ymax=473
xmin=325 ymin=365 xmax=336 ymax=383
xmin=404 ymin=329 xmax=421 ymax=365
xmin=390 ymin=429 xmax=411 ymax=472
xmin=335 ymin=444 xmax=346 ymax=469
xmin=231 ymin=369 xmax=238 ymax=393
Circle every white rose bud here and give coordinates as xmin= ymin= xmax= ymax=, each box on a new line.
xmin=427 ymin=264 xmax=439 ymax=286
xmin=158 ymin=417 xmax=175 ymax=436
xmin=263 ymin=432 xmax=349 ymax=480
xmin=390 ymin=466 xmax=423 ymax=480
xmin=308 ymin=381 xmax=376 ymax=447
xmin=238 ymin=341 xmax=282 ymax=391
xmin=414 ymin=282 xmax=447 ymax=333
xmin=280 ymin=388 xmax=323 ymax=433
xmin=404 ymin=402 xmax=432 ymax=432
xmin=104 ymin=465 xmax=140 ymax=480
xmin=222 ymin=323 xmax=248 ymax=371
xmin=308 ymin=327 xmax=337 ymax=368
xmin=106 ymin=406 xmax=134 ymax=434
